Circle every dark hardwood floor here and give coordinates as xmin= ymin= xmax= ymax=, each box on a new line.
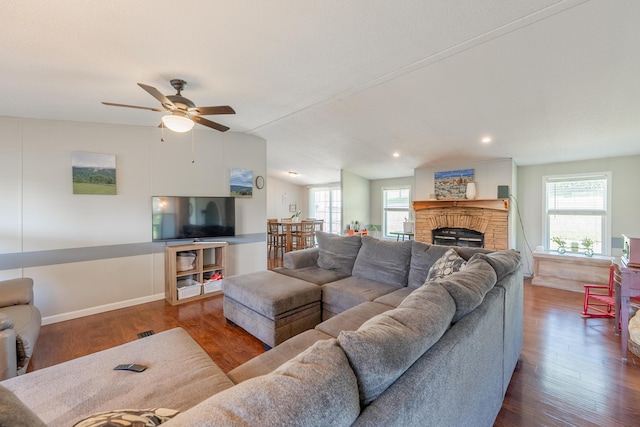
xmin=28 ymin=254 xmax=640 ymax=426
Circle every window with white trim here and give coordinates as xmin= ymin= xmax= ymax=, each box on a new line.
xmin=382 ymin=186 xmax=411 ymax=239
xmin=544 ymin=173 xmax=611 ymax=255
xmin=309 ymin=185 xmax=341 ymax=234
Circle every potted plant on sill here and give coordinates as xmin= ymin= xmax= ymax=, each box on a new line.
xmin=552 ymin=236 xmax=566 ymax=254
xmin=581 ymin=237 xmax=595 ymax=257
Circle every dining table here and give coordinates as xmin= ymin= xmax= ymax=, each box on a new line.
xmin=274 ymin=220 xmax=323 ymax=252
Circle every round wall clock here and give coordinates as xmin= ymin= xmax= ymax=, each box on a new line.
xmin=255 ymin=175 xmax=265 ymax=189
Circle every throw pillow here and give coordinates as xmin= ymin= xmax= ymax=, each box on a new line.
xmin=432 ymin=257 xmax=498 ymax=322
xmin=0 ymin=384 xmax=46 ymax=427
xmin=426 ymin=248 xmax=466 ymax=281
xmin=351 ymin=236 xmax=413 ymax=287
xmin=316 ymin=231 xmax=362 ymax=275
xmin=338 ymin=282 xmax=456 ymax=406
xmin=407 ymin=242 xmax=452 ymax=288
xmin=72 ymin=408 xmax=179 ymax=427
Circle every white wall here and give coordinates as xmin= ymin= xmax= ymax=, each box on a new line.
xmin=0 ymin=116 xmax=267 ymax=323
xmin=341 ymin=170 xmax=370 ymax=232
xmin=266 ymin=176 xmax=308 ymax=220
xmin=516 ymin=155 xmax=640 ymax=275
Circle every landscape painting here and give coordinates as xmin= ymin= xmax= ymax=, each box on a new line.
xmin=434 ymin=169 xmax=474 ymax=200
xmin=230 ymin=168 xmax=253 ymax=198
xmin=72 ymin=151 xmax=116 ymax=195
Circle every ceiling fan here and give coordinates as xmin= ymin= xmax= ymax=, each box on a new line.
xmin=102 ymin=79 xmax=235 ymax=132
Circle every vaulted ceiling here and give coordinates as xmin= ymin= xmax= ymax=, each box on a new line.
xmin=2 ymin=0 xmax=639 ymax=185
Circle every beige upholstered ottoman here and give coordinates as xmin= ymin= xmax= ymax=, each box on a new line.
xmin=221 ymin=270 xmax=322 ymax=347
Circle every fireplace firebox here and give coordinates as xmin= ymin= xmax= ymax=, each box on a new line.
xmin=432 ymin=227 xmax=484 ymax=248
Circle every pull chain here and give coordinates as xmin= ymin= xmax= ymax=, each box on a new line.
xmin=160 ymin=122 xmax=165 ymax=142
xmin=191 ymin=128 xmax=195 ymax=163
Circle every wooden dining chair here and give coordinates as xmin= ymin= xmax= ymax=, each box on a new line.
xmin=267 ymin=220 xmax=286 ymax=258
xmin=291 ymin=220 xmax=315 ymax=250
xmin=582 ymin=264 xmax=620 ymax=318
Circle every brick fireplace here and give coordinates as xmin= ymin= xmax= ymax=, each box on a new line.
xmin=412 ymin=199 xmax=509 ymax=251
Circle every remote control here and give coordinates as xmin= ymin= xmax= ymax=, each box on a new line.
xmin=114 ymin=363 xmax=147 ymax=372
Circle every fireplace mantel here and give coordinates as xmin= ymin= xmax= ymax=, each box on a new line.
xmin=412 ymin=199 xmax=508 ymax=212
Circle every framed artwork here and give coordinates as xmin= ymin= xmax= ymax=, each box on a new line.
xmin=434 ymin=169 xmax=474 ymax=200
xmin=230 ymin=168 xmax=253 ymax=198
xmin=72 ymin=151 xmax=116 ymax=195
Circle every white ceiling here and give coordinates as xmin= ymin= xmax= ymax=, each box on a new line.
xmin=2 ymin=0 xmax=639 ymax=185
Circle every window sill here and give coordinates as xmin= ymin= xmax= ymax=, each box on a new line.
xmin=532 ymin=250 xmax=614 ymax=292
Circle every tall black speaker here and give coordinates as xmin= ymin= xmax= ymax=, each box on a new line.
xmin=497 ymin=185 xmax=509 ymax=198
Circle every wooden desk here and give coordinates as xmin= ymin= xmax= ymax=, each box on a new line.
xmin=618 ymin=261 xmax=640 ymax=361
xmin=390 ymin=231 xmax=414 ymax=241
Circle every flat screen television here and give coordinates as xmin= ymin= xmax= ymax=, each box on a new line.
xmin=152 ymin=196 xmax=235 ymax=241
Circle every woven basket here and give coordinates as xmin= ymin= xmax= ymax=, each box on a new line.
xmin=176 ymin=253 xmax=196 ymax=272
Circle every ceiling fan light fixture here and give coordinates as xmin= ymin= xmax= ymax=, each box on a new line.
xmin=162 ymin=114 xmax=194 ymax=132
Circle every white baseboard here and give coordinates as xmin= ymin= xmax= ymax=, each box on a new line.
xmin=41 ymin=293 xmax=165 ymax=326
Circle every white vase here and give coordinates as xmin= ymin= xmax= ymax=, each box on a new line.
xmin=403 ymin=222 xmax=414 ymax=233
xmin=466 ymin=182 xmax=477 ymax=200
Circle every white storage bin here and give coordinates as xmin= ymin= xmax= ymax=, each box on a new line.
xmin=177 ymin=279 xmax=202 ymax=300
xmin=203 ymin=280 xmax=222 ymax=294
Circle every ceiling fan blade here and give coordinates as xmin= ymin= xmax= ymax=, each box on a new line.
xmin=191 ymin=116 xmax=230 ymax=132
xmin=137 ymin=83 xmax=177 ymax=110
xmin=102 ymin=102 xmax=166 ymax=112
xmin=190 ymin=105 xmax=236 ymax=116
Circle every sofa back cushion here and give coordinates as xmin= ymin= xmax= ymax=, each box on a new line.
xmin=0 ymin=384 xmax=46 ymax=427
xmin=352 ymin=236 xmax=413 ymax=287
xmin=316 ymin=231 xmax=362 ymax=275
xmin=164 ymin=339 xmax=360 ymax=427
xmin=433 ymin=257 xmax=498 ymax=322
xmin=469 ymin=250 xmax=521 ymax=282
xmin=338 ymin=282 xmax=456 ymax=406
xmin=407 ymin=242 xmax=451 ymax=288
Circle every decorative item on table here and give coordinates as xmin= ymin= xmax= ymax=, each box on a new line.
xmin=403 ymin=217 xmax=414 ymax=233
xmin=551 ymin=237 xmax=566 ymax=254
xmin=581 ymin=237 xmax=595 ymax=257
xmin=352 ymin=221 xmax=360 ymax=232
xmin=290 ymin=209 xmax=302 ymax=222
xmin=571 ymin=241 xmax=579 ymax=253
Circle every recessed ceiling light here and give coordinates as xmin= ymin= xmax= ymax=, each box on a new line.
xmin=481 ymin=137 xmax=492 ymax=144
xmin=393 ymin=152 xmax=400 ymax=157
xmin=288 ymin=171 xmax=298 ymax=177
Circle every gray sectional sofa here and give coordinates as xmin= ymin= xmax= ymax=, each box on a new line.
xmin=1 ymin=232 xmax=522 ymax=427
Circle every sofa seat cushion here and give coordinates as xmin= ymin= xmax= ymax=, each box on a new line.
xmin=228 ymin=329 xmax=332 ymax=384
xmin=434 ymin=257 xmax=498 ymax=322
xmin=338 ymin=282 xmax=456 ymax=406
xmin=221 ymin=270 xmax=321 ymax=318
xmin=352 ymin=236 xmax=413 ymax=287
xmin=273 ymin=266 xmax=349 ymax=285
xmin=2 ymin=328 xmax=234 ymax=427
xmin=316 ymin=231 xmax=362 ymax=275
xmin=321 ymin=276 xmax=402 ymax=315
xmin=373 ymin=287 xmax=414 ymax=307
xmin=165 ymin=339 xmax=360 ymax=427
xmin=316 ymin=302 xmax=392 ymax=338
xmin=0 ymin=305 xmax=41 ymax=371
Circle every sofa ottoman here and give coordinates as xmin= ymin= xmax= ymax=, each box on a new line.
xmin=222 ymin=270 xmax=322 ymax=347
